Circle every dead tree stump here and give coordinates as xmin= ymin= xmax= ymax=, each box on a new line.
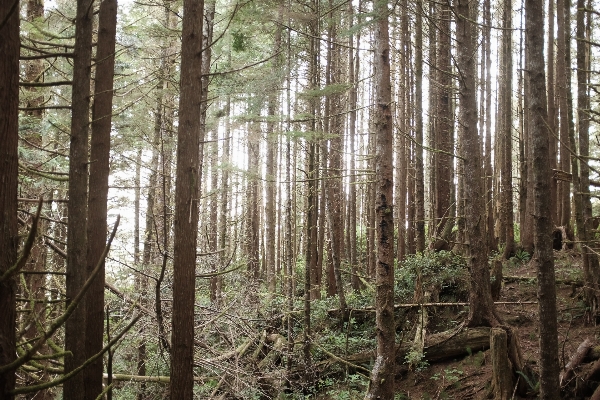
xmin=490 ymin=328 xmax=513 ymax=400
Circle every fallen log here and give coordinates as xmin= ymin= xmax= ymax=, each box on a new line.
xmin=318 ymin=327 xmax=492 ymax=372
xmin=560 ymin=338 xmax=593 ymax=387
xmin=327 ymin=302 xmax=537 ymax=317
xmin=102 ymin=373 xmax=208 ymax=383
xmin=258 ymin=334 xmax=287 ymax=369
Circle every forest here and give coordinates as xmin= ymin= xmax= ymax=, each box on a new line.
xmin=2 ymin=0 xmax=600 ymax=398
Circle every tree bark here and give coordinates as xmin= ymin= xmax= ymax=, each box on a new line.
xmin=170 ymin=0 xmax=204 ymax=397
xmin=455 ymin=0 xmax=498 ymax=327
xmin=500 ymin=0 xmax=515 ymax=259
xmin=64 ymin=1 xmax=94 ymax=398
xmin=84 ymin=1 xmax=118 ymax=398
xmin=576 ymin=0 xmax=600 ymax=312
xmin=366 ymin=1 xmax=395 ymax=397
xmin=526 ymin=0 xmax=561 ymax=396
xmin=0 ymin=3 xmax=19 ymax=398
xmin=435 ymin=0 xmax=453 ymax=250
xmin=414 ymin=0 xmax=425 ymax=253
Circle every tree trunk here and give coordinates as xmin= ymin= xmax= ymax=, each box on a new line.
xmin=435 ymin=0 xmax=453 ymax=250
xmin=557 ymin=0 xmax=571 ymax=230
xmin=170 ymin=0 xmax=204 ymax=397
xmin=500 ymin=0 xmax=515 ymax=259
xmin=0 ymin=3 xmax=19 ymax=398
xmin=347 ymin=0 xmax=361 ymax=291
xmin=265 ymin=7 xmax=283 ymax=294
xmin=366 ymin=1 xmax=395 ymax=397
xmin=490 ymin=328 xmax=513 ymax=400
xmin=245 ymin=120 xmax=261 ymax=281
xmin=64 ymin=0 xmax=94 ymax=398
xmin=84 ymin=1 xmax=118 ymax=397
xmin=483 ymin=0 xmax=496 ymax=252
xmin=218 ymin=96 xmax=232 ymax=304
xmin=526 ymin=0 xmax=561 ymax=396
xmin=414 ymin=0 xmax=425 ymax=253
xmin=455 ymin=0 xmax=498 ymax=327
xmin=547 ymin=0 xmax=558 ymax=224
xmin=326 ymin=3 xmax=347 ymax=317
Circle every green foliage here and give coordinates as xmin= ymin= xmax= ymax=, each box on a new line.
xmin=405 ymin=349 xmax=429 ymax=372
xmin=514 ymin=248 xmax=531 ymax=262
xmin=395 ymin=251 xmax=468 ymax=302
xmin=232 ymin=30 xmax=249 ymax=52
xmin=299 ymin=83 xmax=353 ymax=98
xmin=516 ymin=370 xmax=540 ymax=393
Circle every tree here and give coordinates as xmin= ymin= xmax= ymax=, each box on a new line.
xmin=576 ymin=0 xmax=599 ymax=312
xmin=85 ymin=1 xmax=118 ymax=397
xmin=64 ymin=1 xmax=94 ymax=398
xmin=170 ymin=0 xmax=204 ymax=397
xmin=525 ymin=0 xmax=561 ymax=395
xmin=414 ymin=0 xmax=425 ymax=253
xmin=0 ymin=2 xmax=20 ymax=398
xmin=433 ymin=0 xmax=453 ymax=251
xmin=499 ymin=0 xmax=515 ymax=259
xmin=455 ymin=0 xmax=497 ymax=327
xmin=366 ymin=0 xmax=395 ymax=397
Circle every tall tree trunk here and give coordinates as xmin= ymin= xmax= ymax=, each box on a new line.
xmin=218 ymin=96 xmax=232 ymax=304
xmin=414 ymin=0 xmax=425 ymax=253
xmin=500 ymin=0 xmax=515 ymax=259
xmin=547 ymin=0 xmax=558 ymax=223
xmin=435 ymin=0 xmax=453 ymax=250
xmin=199 ymin=0 xmax=217 ymax=303
xmin=64 ymin=0 xmax=94 ymax=398
xmin=366 ymin=0 xmax=395 ymax=397
xmin=245 ymin=120 xmax=261 ymax=281
xmin=576 ymin=0 xmax=599 ymax=312
xmin=266 ymin=8 xmax=283 ymax=294
xmin=557 ymin=0 xmax=571 ymax=229
xmin=347 ymin=0 xmax=361 ymax=290
xmin=326 ymin=2 xmax=347 ymax=316
xmin=455 ymin=0 xmax=498 ymax=327
xmin=0 ymin=3 xmax=19 ymax=398
xmin=483 ymin=0 xmax=496 ymax=252
xmin=84 ymin=1 xmax=118 ymax=397
xmin=526 ymin=0 xmax=561 ymax=396
xmin=170 ymin=0 xmax=204 ymax=397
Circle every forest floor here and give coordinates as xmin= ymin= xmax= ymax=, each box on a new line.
xmin=391 ymin=249 xmax=598 ymax=400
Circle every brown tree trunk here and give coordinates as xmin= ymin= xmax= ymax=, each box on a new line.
xmin=0 ymin=3 xmax=19 ymax=398
xmin=500 ymin=0 xmax=515 ymax=259
xmin=64 ymin=0 xmax=94 ymax=398
xmin=366 ymin=1 xmax=395 ymax=397
xmin=84 ymin=1 xmax=118 ymax=397
xmin=547 ymin=0 xmax=558 ymax=224
xmin=325 ymin=3 xmax=347 ymax=316
xmin=526 ymin=0 xmax=561 ymax=396
xmin=199 ymin=0 xmax=217 ymax=303
xmin=170 ymin=0 xmax=204 ymax=397
xmin=246 ymin=120 xmax=261 ymax=282
xmin=414 ymin=0 xmax=425 ymax=253
xmin=435 ymin=0 xmax=453 ymax=250
xmin=455 ymin=0 xmax=498 ymax=327
xmin=576 ymin=0 xmax=599 ymax=312
xmin=266 ymin=8 xmax=283 ymax=294
xmin=557 ymin=0 xmax=571 ymax=230
xmin=218 ymin=96 xmax=232 ymax=304
xmin=347 ymin=0 xmax=361 ymax=290
xmin=483 ymin=0 xmax=496 ymax=253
